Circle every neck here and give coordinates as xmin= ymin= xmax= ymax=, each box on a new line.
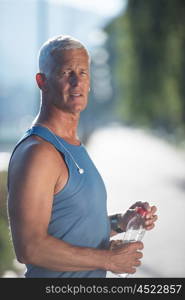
xmin=32 ymin=104 xmax=80 ymax=140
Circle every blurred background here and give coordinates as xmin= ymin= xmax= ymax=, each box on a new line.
xmin=0 ymin=0 xmax=185 ymax=278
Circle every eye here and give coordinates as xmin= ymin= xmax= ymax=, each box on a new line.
xmin=81 ymin=71 xmax=88 ymax=76
xmin=59 ymin=70 xmax=71 ymax=77
xmin=62 ymin=71 xmax=70 ymax=75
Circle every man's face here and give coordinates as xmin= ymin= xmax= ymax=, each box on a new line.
xmin=47 ymin=48 xmax=90 ymax=114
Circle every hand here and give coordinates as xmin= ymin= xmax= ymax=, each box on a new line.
xmin=129 ymin=201 xmax=158 ymax=230
xmin=120 ymin=201 xmax=158 ymax=232
xmin=109 ymin=239 xmax=124 ymax=250
xmin=107 ymin=241 xmax=144 ymax=274
xmin=143 ymin=204 xmax=158 ymax=231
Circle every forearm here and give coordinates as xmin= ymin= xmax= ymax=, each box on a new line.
xmin=21 ymin=234 xmax=109 ymax=272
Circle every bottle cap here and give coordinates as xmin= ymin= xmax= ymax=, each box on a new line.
xmin=136 ymin=207 xmax=147 ymax=217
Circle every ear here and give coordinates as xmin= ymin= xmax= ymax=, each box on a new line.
xmin=36 ymin=73 xmax=47 ymax=91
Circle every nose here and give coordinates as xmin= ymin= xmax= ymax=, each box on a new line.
xmin=69 ymin=72 xmax=80 ymax=87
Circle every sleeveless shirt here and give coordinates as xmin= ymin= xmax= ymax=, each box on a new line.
xmin=8 ymin=125 xmax=110 ymax=277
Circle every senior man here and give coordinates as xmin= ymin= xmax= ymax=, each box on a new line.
xmin=7 ymin=35 xmax=157 ymax=277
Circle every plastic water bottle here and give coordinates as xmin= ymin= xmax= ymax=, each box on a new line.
xmin=117 ymin=207 xmax=147 ymax=278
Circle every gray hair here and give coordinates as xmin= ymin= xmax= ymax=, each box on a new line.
xmin=38 ymin=35 xmax=90 ymax=76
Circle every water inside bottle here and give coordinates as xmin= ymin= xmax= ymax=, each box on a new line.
xmin=124 ymin=228 xmax=145 ymax=242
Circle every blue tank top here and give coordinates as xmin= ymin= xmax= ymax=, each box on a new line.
xmin=9 ymin=125 xmax=110 ymax=277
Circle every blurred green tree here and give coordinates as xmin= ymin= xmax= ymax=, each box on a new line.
xmin=0 ymin=171 xmax=16 ymax=276
xmin=106 ymin=0 xmax=185 ymax=139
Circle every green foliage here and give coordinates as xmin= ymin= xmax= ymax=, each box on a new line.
xmin=106 ymin=0 xmax=185 ymax=139
xmin=0 ymin=218 xmax=15 ymax=276
xmin=0 ymin=171 xmax=8 ymax=219
xmin=0 ymin=171 xmax=15 ymax=276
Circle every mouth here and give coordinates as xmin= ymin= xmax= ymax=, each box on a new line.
xmin=70 ymin=93 xmax=82 ymax=97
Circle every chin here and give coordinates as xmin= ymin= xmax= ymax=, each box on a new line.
xmin=71 ymin=105 xmax=87 ymax=114
xmin=55 ymin=98 xmax=88 ymax=113
xmin=70 ymin=101 xmax=88 ymax=113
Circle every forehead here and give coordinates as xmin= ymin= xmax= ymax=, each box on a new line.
xmin=51 ymin=48 xmax=89 ymax=68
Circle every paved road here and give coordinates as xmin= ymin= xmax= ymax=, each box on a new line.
xmin=87 ymin=125 xmax=185 ymax=278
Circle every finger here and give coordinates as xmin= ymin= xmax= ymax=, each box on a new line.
xmin=117 ymin=240 xmax=124 ymax=243
xmin=135 ymin=202 xmax=150 ymax=211
xmin=130 ymin=201 xmax=149 ymax=209
xmin=130 ymin=201 xmax=143 ymax=209
xmin=145 ymin=223 xmax=155 ymax=231
xmin=130 ymin=241 xmax=144 ymax=250
xmin=134 ymin=259 xmax=141 ymax=267
xmin=137 ymin=241 xmax=144 ymax=250
xmin=110 ymin=240 xmax=124 ymax=250
xmin=110 ymin=240 xmax=122 ymax=245
xmin=145 ymin=215 xmax=158 ymax=224
xmin=146 ymin=209 xmax=157 ymax=220
xmin=115 ymin=240 xmax=124 ymax=248
xmin=145 ymin=216 xmax=158 ymax=225
xmin=136 ymin=251 xmax=143 ymax=259
xmin=150 ymin=205 xmax=157 ymax=214
xmin=142 ymin=202 xmax=150 ymax=210
xmin=130 ymin=267 xmax=136 ymax=274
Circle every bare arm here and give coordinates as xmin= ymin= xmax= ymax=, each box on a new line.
xmin=8 ymin=140 xmax=143 ymax=274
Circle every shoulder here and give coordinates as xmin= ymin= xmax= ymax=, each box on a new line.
xmin=9 ymin=135 xmax=63 ymax=181
xmin=14 ymin=135 xmax=61 ymax=160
